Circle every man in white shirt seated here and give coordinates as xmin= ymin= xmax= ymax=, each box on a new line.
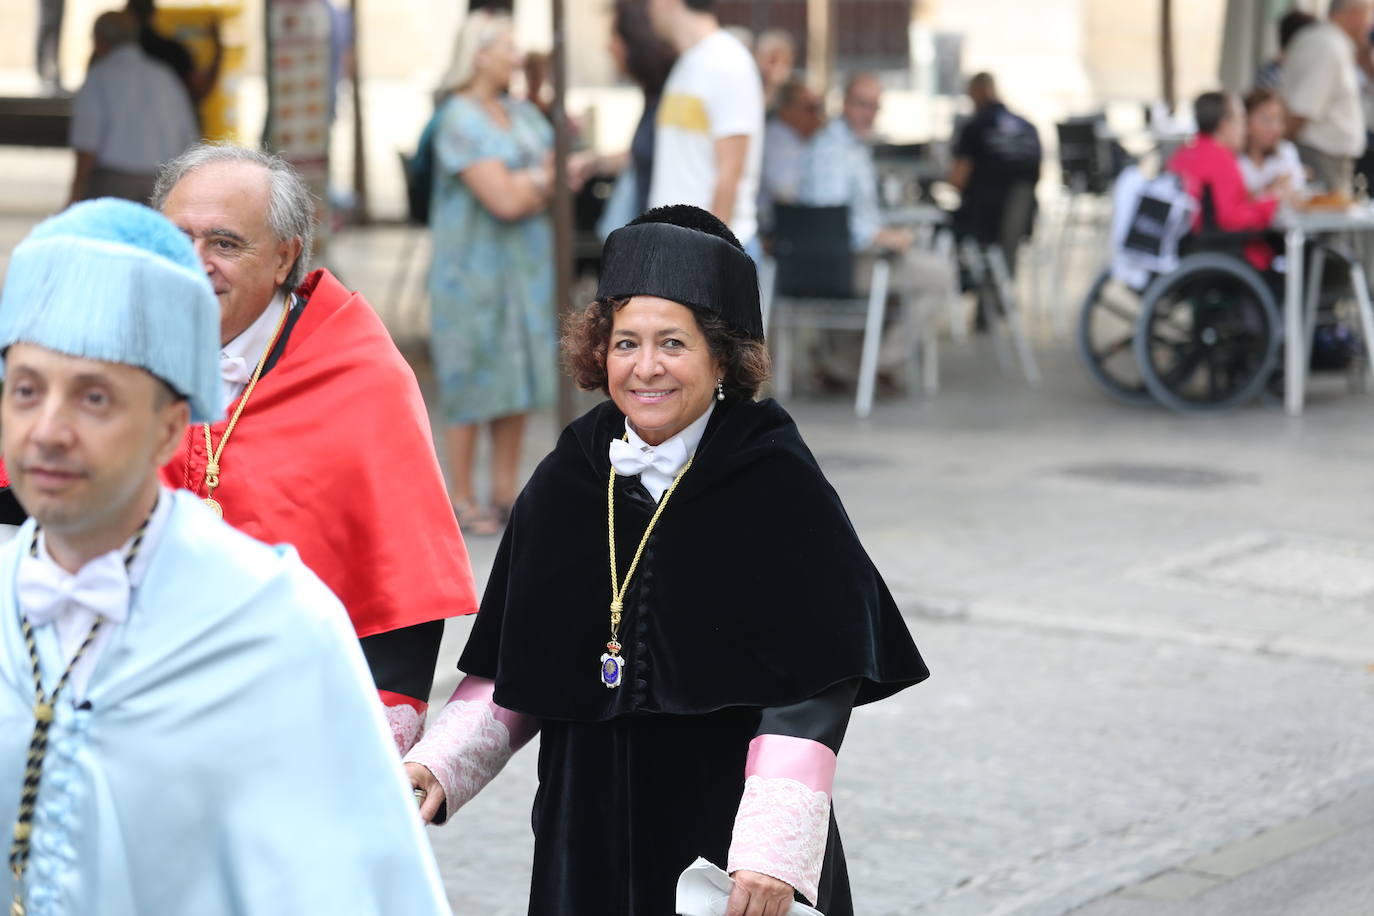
xmin=0 ymin=198 xmax=450 ymax=915
xmin=758 ymin=80 xmax=824 ymax=233
xmin=648 ymin=0 xmax=765 ymax=256
xmin=1281 ymin=0 xmax=1373 ymax=194
xmin=798 ymin=73 xmax=948 ymax=389
xmin=68 ymin=11 xmax=197 ymax=205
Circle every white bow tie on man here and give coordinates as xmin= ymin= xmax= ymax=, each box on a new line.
xmin=608 ymin=436 xmax=690 ymax=479
xmin=219 ymin=353 xmax=254 ymax=386
xmin=219 ymin=353 xmax=257 ymax=412
xmin=16 ymin=547 xmax=131 ymax=629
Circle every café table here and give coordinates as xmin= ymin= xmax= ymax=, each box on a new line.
xmin=1277 ymin=204 xmax=1374 ymax=415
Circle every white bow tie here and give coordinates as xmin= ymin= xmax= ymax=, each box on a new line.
xmin=609 ymin=436 xmax=689 ymax=478
xmin=220 ymin=353 xmax=254 ymax=386
xmin=17 ymin=547 xmax=131 ymax=628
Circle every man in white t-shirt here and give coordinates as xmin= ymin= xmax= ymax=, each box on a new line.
xmin=68 ymin=11 xmax=197 ymax=206
xmin=647 ymin=0 xmax=765 ymax=253
xmin=1281 ymin=0 xmax=1373 ymax=193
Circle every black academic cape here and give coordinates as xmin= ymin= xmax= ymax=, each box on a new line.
xmin=460 ymin=397 xmax=928 ymax=915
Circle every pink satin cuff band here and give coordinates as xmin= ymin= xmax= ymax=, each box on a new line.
xmin=744 ymin=734 xmax=838 ymax=795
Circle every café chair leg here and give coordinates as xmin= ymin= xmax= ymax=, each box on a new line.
xmin=921 ymin=324 xmax=940 ymax=394
xmin=988 ymin=245 xmax=1042 ymax=387
xmin=855 ymin=259 xmax=891 ymax=418
xmin=775 ymin=305 xmax=794 ymax=400
xmin=1303 ymin=245 xmax=1327 ymax=346
xmin=1348 ymin=260 xmax=1374 ymax=385
xmin=935 ymin=230 xmax=967 ymax=344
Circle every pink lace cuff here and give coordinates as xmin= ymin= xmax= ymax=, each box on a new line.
xmin=727 ymin=736 xmax=836 ymax=904
xmin=449 ymin=675 xmax=539 ymax=750
xmin=379 ymin=691 xmax=427 ymax=755
xmin=402 ymin=676 xmax=539 ymax=817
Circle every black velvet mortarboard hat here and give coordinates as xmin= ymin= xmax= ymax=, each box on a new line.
xmin=596 ymin=205 xmax=764 ymax=340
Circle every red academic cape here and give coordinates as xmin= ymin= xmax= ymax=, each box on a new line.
xmin=163 ymin=270 xmax=477 ymax=716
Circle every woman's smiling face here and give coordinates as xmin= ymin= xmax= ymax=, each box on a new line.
xmin=606 ymin=296 xmax=723 ymax=446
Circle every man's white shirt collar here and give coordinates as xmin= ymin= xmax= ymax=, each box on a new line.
xmin=220 ymin=292 xmax=290 ymax=413
xmin=619 ymin=401 xmax=715 ymax=502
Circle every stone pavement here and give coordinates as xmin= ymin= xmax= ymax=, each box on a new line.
xmin=1071 ymin=785 xmax=1374 ymax=915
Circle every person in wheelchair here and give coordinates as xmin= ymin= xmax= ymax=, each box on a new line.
xmin=1166 ymin=90 xmax=1301 ymax=276
xmin=1079 ymin=91 xmax=1304 ymax=412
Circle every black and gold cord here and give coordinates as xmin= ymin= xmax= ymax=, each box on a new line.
xmin=8 ymin=513 xmax=150 ymax=916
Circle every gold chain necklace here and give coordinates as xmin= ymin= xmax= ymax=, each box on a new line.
xmin=601 ymin=439 xmax=693 ymax=689
xmin=201 ymin=302 xmax=291 ymax=518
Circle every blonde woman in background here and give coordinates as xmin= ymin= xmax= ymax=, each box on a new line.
xmin=428 ymin=9 xmax=555 ymax=535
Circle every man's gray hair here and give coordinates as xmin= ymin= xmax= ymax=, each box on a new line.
xmin=152 ymin=143 xmax=317 ymax=295
xmin=1329 ymin=0 xmax=1370 ymax=16
xmin=844 ymin=71 xmax=881 ymax=99
xmin=756 ymin=28 xmax=795 ymax=56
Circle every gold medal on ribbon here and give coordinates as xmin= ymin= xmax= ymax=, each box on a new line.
xmin=603 ymin=442 xmax=693 ymax=688
xmin=600 ymin=643 xmax=624 ymax=688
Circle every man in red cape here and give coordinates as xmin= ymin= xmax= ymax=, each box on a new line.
xmin=0 ymin=462 xmax=20 ymax=539
xmin=153 ymin=144 xmax=477 ymax=754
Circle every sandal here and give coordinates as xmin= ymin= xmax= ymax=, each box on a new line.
xmin=452 ymin=501 xmax=503 ymax=537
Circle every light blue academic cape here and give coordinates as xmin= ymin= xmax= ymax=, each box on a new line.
xmin=0 ymin=490 xmax=452 ymax=915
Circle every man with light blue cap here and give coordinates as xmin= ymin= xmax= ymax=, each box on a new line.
xmin=0 ymin=199 xmax=451 ymax=915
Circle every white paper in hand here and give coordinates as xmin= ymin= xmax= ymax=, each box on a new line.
xmin=674 ymin=858 xmax=824 ymax=916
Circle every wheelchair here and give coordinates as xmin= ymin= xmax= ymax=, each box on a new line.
xmin=1078 ymin=248 xmax=1284 ymax=412
xmin=1077 ymin=174 xmax=1320 ymax=413
xmin=1080 ymin=237 xmax=1374 ymax=413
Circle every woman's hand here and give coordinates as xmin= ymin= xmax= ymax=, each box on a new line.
xmin=1265 ymin=173 xmax=1292 ymax=196
xmin=566 ymin=151 xmax=599 ymax=192
xmin=404 ymin=762 xmax=446 ymax=824
xmin=725 ymin=870 xmax=795 ymax=916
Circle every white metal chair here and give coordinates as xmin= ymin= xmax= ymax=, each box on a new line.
xmin=950 ymin=180 xmax=1042 ymax=386
xmin=762 ymin=204 xmax=900 ymax=418
xmin=1049 ymin=118 xmax=1119 ymax=339
xmin=959 ymin=238 xmax=1042 ymax=387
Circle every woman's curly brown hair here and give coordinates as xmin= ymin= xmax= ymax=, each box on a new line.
xmin=562 ymin=297 xmax=771 ymax=400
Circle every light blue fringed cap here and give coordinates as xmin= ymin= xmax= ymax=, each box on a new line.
xmin=0 ymin=198 xmax=221 ymax=423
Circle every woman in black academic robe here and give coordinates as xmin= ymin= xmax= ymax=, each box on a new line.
xmin=404 ymin=205 xmax=929 ymax=916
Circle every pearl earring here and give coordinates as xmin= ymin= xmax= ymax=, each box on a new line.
xmin=715 ymin=378 xmax=725 ymax=401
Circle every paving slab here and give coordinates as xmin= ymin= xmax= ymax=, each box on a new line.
xmin=1070 ymin=787 xmax=1374 ymax=915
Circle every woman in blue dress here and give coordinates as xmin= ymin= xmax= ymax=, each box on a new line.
xmin=429 ymin=8 xmax=555 ymax=535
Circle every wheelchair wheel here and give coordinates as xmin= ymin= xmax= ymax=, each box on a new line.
xmin=1076 ymin=268 xmax=1154 ymax=406
xmin=1134 ymin=253 xmax=1281 ymax=413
